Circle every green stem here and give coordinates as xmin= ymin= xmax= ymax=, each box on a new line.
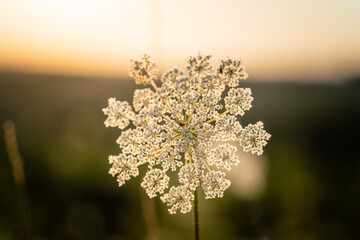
xmin=193 ymin=188 xmax=200 ymax=240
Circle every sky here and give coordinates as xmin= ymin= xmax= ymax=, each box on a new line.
xmin=0 ymin=0 xmax=359 ymax=81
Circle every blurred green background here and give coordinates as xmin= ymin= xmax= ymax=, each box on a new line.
xmin=1 ymin=71 xmax=360 ymax=240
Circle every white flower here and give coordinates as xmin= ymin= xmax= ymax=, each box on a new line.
xmin=129 ymin=54 xmax=158 ymax=85
xmin=224 ymin=88 xmax=253 ymax=116
xmin=116 ymin=128 xmax=144 ymax=155
xmin=161 ymin=67 xmax=188 ymax=96
xmin=141 ymin=168 xmax=170 ymax=198
xmin=202 ymin=171 xmax=231 ymax=199
xmin=102 ymin=98 xmax=134 ymax=129
xmin=179 ymin=164 xmax=201 ymax=191
xmin=218 ymin=57 xmax=248 ymax=87
xmin=133 ymin=88 xmax=156 ymax=112
xmin=160 ymin=186 xmax=194 ymax=214
xmin=186 ymin=54 xmax=212 ymax=76
xmin=209 ymin=144 xmax=239 ymax=171
xmin=108 ymin=154 xmax=139 ymax=187
xmin=214 ymin=115 xmax=242 ymax=141
xmin=239 ymin=121 xmax=271 ymax=156
xmin=103 ymin=53 xmax=270 ymax=214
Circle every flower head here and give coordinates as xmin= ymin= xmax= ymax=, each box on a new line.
xmin=179 ymin=164 xmax=201 ymax=191
xmin=209 ymin=143 xmax=240 ymax=171
xmin=141 ymin=168 xmax=170 ymax=198
xmin=239 ymin=121 xmax=271 ymax=156
xmin=202 ymin=171 xmax=231 ymax=199
xmin=129 ymin=54 xmax=158 ymax=85
xmin=103 ymin=53 xmax=270 ymax=214
xmin=102 ymin=98 xmax=134 ymax=129
xmin=108 ymin=154 xmax=139 ymax=186
xmin=186 ymin=53 xmax=212 ymax=76
xmin=225 ymin=88 xmax=253 ymax=116
xmin=218 ymin=57 xmax=248 ymax=87
xmin=160 ymin=186 xmax=194 ymax=214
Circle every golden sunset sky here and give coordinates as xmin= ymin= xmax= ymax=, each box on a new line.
xmin=0 ymin=0 xmax=359 ymax=81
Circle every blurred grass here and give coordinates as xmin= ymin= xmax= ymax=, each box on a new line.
xmin=0 ymin=71 xmax=360 ymax=239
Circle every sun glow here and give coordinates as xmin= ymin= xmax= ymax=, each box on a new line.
xmin=0 ymin=0 xmax=151 ymax=76
xmin=0 ymin=0 xmax=359 ymax=80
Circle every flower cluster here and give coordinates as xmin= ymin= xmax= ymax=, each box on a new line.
xmin=103 ymin=53 xmax=271 ymax=214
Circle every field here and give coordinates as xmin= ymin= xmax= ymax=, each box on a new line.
xmin=1 ymin=72 xmax=360 ymax=239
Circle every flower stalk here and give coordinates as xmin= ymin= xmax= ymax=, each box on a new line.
xmin=193 ymin=188 xmax=200 ymax=240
